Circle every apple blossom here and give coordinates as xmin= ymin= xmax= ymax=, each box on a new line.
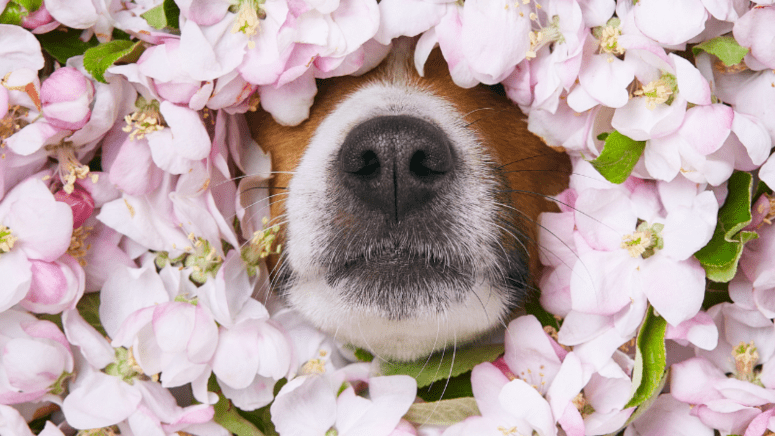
xmin=624 ymin=394 xmax=713 ymax=436
xmin=0 ymin=177 xmax=73 ymax=312
xmin=0 ymin=309 xmax=73 ymax=405
xmin=40 ymin=67 xmax=95 ymax=131
xmin=271 ymin=364 xmax=416 ymax=436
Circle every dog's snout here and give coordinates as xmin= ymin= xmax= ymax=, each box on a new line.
xmin=338 ymin=115 xmax=455 ymax=221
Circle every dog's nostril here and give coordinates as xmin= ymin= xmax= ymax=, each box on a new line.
xmin=344 ymin=150 xmax=381 ymax=177
xmin=409 ymin=148 xmax=452 ymax=179
xmin=338 ymin=115 xmax=456 ymax=221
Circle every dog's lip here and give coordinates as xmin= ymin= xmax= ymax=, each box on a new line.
xmin=326 ymin=246 xmax=469 ymax=283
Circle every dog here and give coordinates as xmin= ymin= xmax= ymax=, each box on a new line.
xmin=247 ymin=39 xmax=570 ymax=361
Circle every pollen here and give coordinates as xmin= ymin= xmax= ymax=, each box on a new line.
xmin=76 ymin=427 xmax=120 ymax=436
xmin=0 ymin=225 xmax=17 ymax=254
xmin=0 ymin=105 xmax=31 ymax=146
xmin=497 ymin=426 xmax=520 ymax=436
xmin=231 ymin=0 xmax=267 ymax=49
xmin=124 ymin=199 xmax=136 ymax=218
xmin=621 ymin=229 xmax=654 ymax=257
xmin=45 ymin=140 xmax=91 ymax=194
xmin=733 ymin=341 xmax=760 ymax=383
xmin=242 ymin=217 xmax=282 ymax=275
xmin=622 ymin=222 xmax=664 ymax=258
xmin=68 ymin=226 xmax=93 ymax=266
xmin=122 ymin=97 xmax=165 ymax=140
xmin=300 ymin=358 xmax=326 ymax=375
xmin=572 ymin=392 xmax=596 ymax=418
xmin=184 ymin=235 xmax=224 ymax=284
xmin=598 ymin=24 xmax=624 ymax=56
xmin=526 ymin=15 xmax=565 ymax=60
xmin=634 ymin=74 xmax=677 ymax=110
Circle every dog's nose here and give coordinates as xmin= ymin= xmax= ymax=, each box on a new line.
xmin=339 ymin=115 xmax=455 ymax=222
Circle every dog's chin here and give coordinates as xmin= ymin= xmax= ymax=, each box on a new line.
xmin=326 ymin=250 xmax=474 ymax=318
xmin=283 ymin=272 xmax=511 ymax=361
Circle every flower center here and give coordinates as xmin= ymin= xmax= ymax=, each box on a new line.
xmin=634 ymin=74 xmax=677 ymax=110
xmin=242 ymin=216 xmax=282 ymax=276
xmin=231 ymin=0 xmax=267 ymax=49
xmin=0 ymin=225 xmax=17 ymax=254
xmin=621 ymin=222 xmax=663 ymax=258
xmin=1 ymin=105 xmax=31 ymax=152
xmin=497 ymin=426 xmax=522 ymax=436
xmin=67 ymin=225 xmax=93 ymax=266
xmin=733 ymin=341 xmax=760 ymax=383
xmin=184 ymin=234 xmax=223 ymax=284
xmin=45 ymin=140 xmax=97 ymax=194
xmin=300 ymin=350 xmax=328 ymax=375
xmin=527 ymin=12 xmax=565 ymax=59
xmin=104 ymin=347 xmax=151 ymax=385
xmin=122 ymin=97 xmax=165 ymax=140
xmin=572 ymin=392 xmax=596 ymax=418
xmin=76 ymin=427 xmax=120 ymax=436
xmin=592 ymin=17 xmax=624 ymax=57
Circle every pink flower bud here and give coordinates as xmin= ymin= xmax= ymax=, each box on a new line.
xmin=20 ymin=256 xmax=85 ymax=315
xmin=0 ymin=310 xmax=74 ymax=404
xmin=55 ymin=187 xmax=95 ymax=229
xmin=21 ymin=4 xmax=56 ymax=31
xmin=40 ymin=67 xmax=94 ymax=130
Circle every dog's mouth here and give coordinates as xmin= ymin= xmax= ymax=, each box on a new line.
xmin=324 ymin=244 xmax=475 ymax=318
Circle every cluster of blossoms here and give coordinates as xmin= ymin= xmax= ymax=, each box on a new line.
xmin=0 ymin=0 xmax=774 ymax=434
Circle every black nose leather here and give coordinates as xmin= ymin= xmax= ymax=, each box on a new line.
xmin=339 ymin=115 xmax=455 ymax=222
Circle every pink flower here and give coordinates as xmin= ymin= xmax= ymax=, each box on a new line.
xmin=624 ymin=394 xmax=713 ymax=436
xmin=631 ymin=0 xmax=708 ymax=45
xmin=733 ymin=6 xmax=775 ymax=70
xmin=669 ymin=302 xmax=775 ymax=435
xmin=40 ymin=67 xmax=95 ymax=130
xmin=271 ymin=365 xmax=416 ymax=436
xmin=0 ymin=177 xmax=73 ymax=312
xmin=20 ymin=3 xmax=59 ymax=34
xmin=443 ymin=361 xmax=558 ymax=436
xmin=0 ymin=309 xmax=74 ymax=404
xmin=54 ymin=186 xmax=95 ymax=229
xmin=61 ymin=309 xmax=224 ymax=434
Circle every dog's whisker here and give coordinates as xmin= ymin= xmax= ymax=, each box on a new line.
xmin=494 ymin=201 xmax=596 ymax=289
xmin=463 ymin=108 xmax=508 ymax=128
xmin=495 ymin=152 xmax=559 ymax=170
xmin=497 ymin=188 xmax=617 ymax=233
xmin=210 ymin=171 xmax=298 ymax=189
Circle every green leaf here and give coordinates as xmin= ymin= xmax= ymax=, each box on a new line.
xmin=214 ymin=394 xmax=266 ymax=436
xmin=692 ymin=36 xmax=749 ymax=66
xmin=83 ymin=40 xmax=146 ymax=83
xmin=624 ymin=306 xmax=667 ymax=409
xmin=237 ymin=404 xmax=280 ymax=436
xmin=141 ymin=0 xmax=180 ymax=30
xmin=380 ymin=343 xmax=504 ymax=389
xmin=609 ymin=375 xmax=668 ymax=436
xmin=17 ymin=0 xmax=41 ymax=11
xmin=403 ymin=397 xmax=480 ymax=426
xmin=112 ymin=28 xmax=132 ymax=41
xmin=525 ymin=296 xmax=560 ymax=330
xmin=77 ymin=292 xmax=108 ymax=337
xmin=210 ymin=377 xmax=267 ymax=436
xmin=695 ymin=171 xmax=758 ymax=282
xmin=353 ymin=347 xmax=374 ymax=362
xmin=36 ymin=313 xmax=64 ymax=331
xmin=416 ymin=371 xmax=474 ymax=402
xmin=589 ymin=130 xmax=646 ymax=184
xmin=0 ymin=2 xmax=25 ymax=25
xmin=36 ymin=27 xmax=100 ymax=64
